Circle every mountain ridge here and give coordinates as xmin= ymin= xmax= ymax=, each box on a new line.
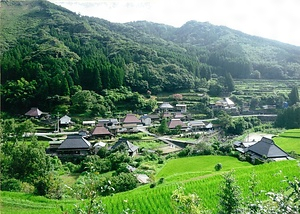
xmin=1 ymin=0 xmax=300 ymax=113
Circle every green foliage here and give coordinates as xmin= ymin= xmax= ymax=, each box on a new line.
xmin=1 ymin=78 xmax=37 ymax=113
xmin=214 ymin=163 xmax=222 ymax=171
xmin=288 ymin=86 xmax=300 ymax=106
xmin=218 ymin=171 xmax=241 ymax=214
xmin=101 ymin=173 xmax=138 ymax=196
xmin=171 ymin=187 xmax=210 ymax=214
xmin=275 ymin=104 xmax=300 ymax=129
xmin=1 ymin=178 xmax=23 ymax=192
xmin=2 ymin=142 xmax=52 ymax=184
xmin=81 ymin=155 xmax=111 ymax=173
xmin=158 ymin=118 xmax=169 ymax=135
xmin=34 ymin=172 xmax=63 ymax=199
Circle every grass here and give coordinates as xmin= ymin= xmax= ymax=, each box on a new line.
xmin=0 ymin=191 xmax=75 ymax=214
xmin=156 ymin=155 xmax=252 ymax=183
xmin=273 ymin=129 xmax=300 ymax=154
xmin=1 ymin=157 xmax=299 ymax=214
xmin=132 ymin=140 xmax=165 ymax=149
xmin=101 ymin=159 xmax=300 ymax=214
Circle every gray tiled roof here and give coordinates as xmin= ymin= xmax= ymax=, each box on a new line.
xmin=247 ymin=137 xmax=288 ymax=158
xmin=111 ymin=139 xmax=139 ymax=152
xmin=58 ymin=135 xmax=91 ymax=150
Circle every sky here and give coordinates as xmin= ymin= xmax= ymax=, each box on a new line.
xmin=48 ymin=0 xmax=300 ymax=46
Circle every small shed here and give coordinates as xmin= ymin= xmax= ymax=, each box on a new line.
xmin=94 ymin=141 xmax=107 ymax=154
xmin=135 ymin=174 xmax=150 ymax=184
xmin=60 ymin=115 xmax=72 ymax=125
xmin=140 ymin=115 xmax=151 ymax=126
xmin=176 ymin=104 xmax=187 ymax=113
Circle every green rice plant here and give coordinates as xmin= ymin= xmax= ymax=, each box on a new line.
xmin=273 ymin=129 xmax=300 ymax=154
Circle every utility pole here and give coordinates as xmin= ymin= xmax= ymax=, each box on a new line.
xmin=57 ymin=112 xmax=60 ymax=133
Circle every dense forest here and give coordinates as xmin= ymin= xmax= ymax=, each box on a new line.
xmin=1 ymin=0 xmax=300 ymax=114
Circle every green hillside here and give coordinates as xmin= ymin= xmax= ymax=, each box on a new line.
xmin=1 ymin=157 xmax=299 ymax=214
xmin=1 ymin=0 xmax=300 ymax=115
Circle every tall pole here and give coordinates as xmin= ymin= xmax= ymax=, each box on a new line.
xmin=57 ymin=112 xmax=60 ymax=133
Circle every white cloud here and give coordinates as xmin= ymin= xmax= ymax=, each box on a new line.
xmin=49 ymin=0 xmax=300 ymax=46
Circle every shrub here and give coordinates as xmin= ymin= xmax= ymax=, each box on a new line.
xmin=150 ymin=183 xmax=156 ymax=188
xmin=1 ymin=178 xmax=22 ymax=192
xmin=214 ymin=163 xmax=222 ymax=171
xmin=158 ymin=177 xmax=164 ymax=185
xmin=34 ymin=172 xmax=63 ymax=199
xmin=158 ymin=158 xmax=164 ymax=164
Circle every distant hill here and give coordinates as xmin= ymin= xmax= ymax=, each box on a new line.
xmin=1 ymin=0 xmax=300 ymax=113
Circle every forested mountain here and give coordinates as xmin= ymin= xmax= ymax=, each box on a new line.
xmin=1 ymin=0 xmax=300 ymax=114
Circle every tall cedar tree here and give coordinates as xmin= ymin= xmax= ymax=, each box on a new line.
xmin=288 ymin=86 xmax=300 ymax=106
xmin=225 ymin=72 xmax=235 ymax=92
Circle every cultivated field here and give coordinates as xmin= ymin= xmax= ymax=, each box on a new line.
xmin=2 ymin=156 xmax=298 ymax=214
xmin=273 ymin=129 xmax=300 ymax=154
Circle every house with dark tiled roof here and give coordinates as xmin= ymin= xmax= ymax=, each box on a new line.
xmin=91 ymin=125 xmax=113 ymax=139
xmin=57 ymin=134 xmax=92 ymax=156
xmin=168 ymin=119 xmax=187 ymax=130
xmin=244 ymin=137 xmax=291 ymax=162
xmin=110 ymin=138 xmax=139 ymax=156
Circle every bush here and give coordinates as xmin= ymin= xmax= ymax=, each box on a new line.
xmin=158 ymin=177 xmax=164 ymax=185
xmin=34 ymin=172 xmax=63 ymax=199
xmin=214 ymin=163 xmax=222 ymax=171
xmin=150 ymin=183 xmax=156 ymax=188
xmin=158 ymin=158 xmax=164 ymax=164
xmin=1 ymin=178 xmax=22 ymax=192
xmin=64 ymin=161 xmax=81 ymax=173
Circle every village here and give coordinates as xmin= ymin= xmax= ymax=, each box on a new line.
xmin=24 ymin=97 xmax=292 ymax=177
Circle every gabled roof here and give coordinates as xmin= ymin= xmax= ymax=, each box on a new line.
xmin=224 ymin=97 xmax=235 ymax=106
xmin=122 ymin=114 xmax=141 ymax=124
xmin=188 ymin=120 xmax=205 ymax=127
xmin=60 ymin=115 xmax=71 ymax=124
xmin=111 ymin=138 xmax=139 ymax=153
xmin=246 ymin=137 xmax=288 ymax=158
xmin=58 ymin=134 xmax=92 ymax=150
xmin=160 ymin=102 xmax=174 ymax=109
xmin=25 ymin=107 xmax=43 ymax=117
xmin=174 ymin=112 xmax=185 ymax=119
xmin=168 ymin=119 xmax=187 ymax=129
xmin=91 ymin=125 xmax=112 ymax=136
xmin=148 ymin=114 xmax=160 ymax=119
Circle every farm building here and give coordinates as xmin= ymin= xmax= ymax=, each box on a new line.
xmin=110 ymin=138 xmax=139 ymax=156
xmin=91 ymin=125 xmax=113 ymax=139
xmin=168 ymin=119 xmax=188 ymax=130
xmin=25 ymin=107 xmax=45 ymax=118
xmin=57 ymin=134 xmax=92 ymax=156
xmin=236 ymin=137 xmax=292 ymax=162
